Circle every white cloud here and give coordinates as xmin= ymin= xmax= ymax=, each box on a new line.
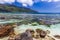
xmin=41 ymin=0 xmax=52 ymax=2
xmin=0 ymin=0 xmax=60 ymax=7
xmin=17 ymin=0 xmax=34 ymax=7
xmin=22 ymin=3 xmax=28 ymax=7
xmin=4 ymin=0 xmax=15 ymax=3
xmin=16 ymin=0 xmax=60 ymax=7
xmin=53 ymin=0 xmax=60 ymax=2
xmin=0 ymin=0 xmax=5 ymax=4
xmin=0 ymin=0 xmax=15 ymax=4
xmin=0 ymin=0 xmax=34 ymax=7
xmin=33 ymin=0 xmax=40 ymax=3
xmin=41 ymin=0 xmax=60 ymax=2
xmin=48 ymin=0 xmax=52 ymax=2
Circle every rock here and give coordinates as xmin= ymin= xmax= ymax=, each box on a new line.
xmin=36 ymin=28 xmax=42 ymax=33
xmin=20 ymin=30 xmax=33 ymax=40
xmin=54 ymin=35 xmax=60 ymax=39
xmin=14 ymin=34 xmax=21 ymax=40
xmin=46 ymin=30 xmax=50 ymax=34
xmin=40 ymin=30 xmax=47 ymax=38
xmin=0 ymin=24 xmax=15 ymax=38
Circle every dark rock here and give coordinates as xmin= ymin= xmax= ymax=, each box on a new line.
xmin=0 ymin=24 xmax=15 ymax=38
xmin=54 ymin=35 xmax=60 ymax=39
xmin=40 ymin=30 xmax=47 ymax=38
xmin=20 ymin=31 xmax=33 ymax=40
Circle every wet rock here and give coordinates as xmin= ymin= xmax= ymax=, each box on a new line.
xmin=15 ymin=34 xmax=21 ymax=40
xmin=39 ymin=30 xmax=47 ymax=38
xmin=8 ymin=36 xmax=15 ymax=40
xmin=54 ymin=35 xmax=60 ymax=39
xmin=0 ymin=24 xmax=15 ymax=38
xmin=20 ymin=30 xmax=33 ymax=40
xmin=36 ymin=29 xmax=42 ymax=33
xmin=46 ymin=30 xmax=50 ymax=34
xmin=30 ymin=29 xmax=35 ymax=38
xmin=8 ymin=29 xmax=33 ymax=40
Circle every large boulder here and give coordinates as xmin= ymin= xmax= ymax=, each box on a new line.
xmin=0 ymin=24 xmax=15 ymax=38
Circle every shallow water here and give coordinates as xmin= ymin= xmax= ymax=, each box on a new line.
xmin=14 ymin=24 xmax=60 ymax=40
xmin=0 ymin=19 xmax=60 ymax=40
xmin=15 ymin=24 xmax=60 ymax=35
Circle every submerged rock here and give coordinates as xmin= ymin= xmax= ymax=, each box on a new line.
xmin=54 ymin=35 xmax=60 ymax=39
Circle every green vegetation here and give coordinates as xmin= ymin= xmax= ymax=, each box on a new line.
xmin=0 ymin=4 xmax=40 ymax=14
xmin=31 ymin=22 xmax=38 ymax=26
xmin=46 ymin=24 xmax=51 ymax=27
xmin=18 ymin=18 xmax=51 ymax=27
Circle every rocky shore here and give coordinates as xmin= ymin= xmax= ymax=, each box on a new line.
xmin=0 ymin=24 xmax=60 ymax=40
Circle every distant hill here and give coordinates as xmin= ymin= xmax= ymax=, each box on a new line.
xmin=0 ymin=4 xmax=40 ymax=14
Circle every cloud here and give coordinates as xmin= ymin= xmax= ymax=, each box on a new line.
xmin=33 ymin=0 xmax=40 ymax=3
xmin=41 ymin=0 xmax=60 ymax=2
xmin=17 ymin=0 xmax=34 ymax=7
xmin=22 ymin=4 xmax=28 ymax=7
xmin=0 ymin=0 xmax=34 ymax=7
xmin=0 ymin=0 xmax=60 ymax=7
xmin=17 ymin=0 xmax=60 ymax=7
xmin=5 ymin=0 xmax=15 ymax=3
xmin=53 ymin=0 xmax=60 ymax=2
xmin=0 ymin=0 xmax=15 ymax=4
xmin=41 ymin=0 xmax=52 ymax=2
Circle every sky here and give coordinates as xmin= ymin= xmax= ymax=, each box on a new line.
xmin=0 ymin=0 xmax=60 ymax=13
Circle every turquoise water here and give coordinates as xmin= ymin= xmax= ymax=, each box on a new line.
xmin=14 ymin=24 xmax=60 ymax=40
xmin=0 ymin=19 xmax=60 ymax=40
xmin=0 ymin=19 xmax=60 ymax=35
xmin=15 ymin=24 xmax=60 ymax=35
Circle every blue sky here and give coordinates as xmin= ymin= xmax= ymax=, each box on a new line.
xmin=0 ymin=0 xmax=60 ymax=13
xmin=30 ymin=2 xmax=60 ymax=13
